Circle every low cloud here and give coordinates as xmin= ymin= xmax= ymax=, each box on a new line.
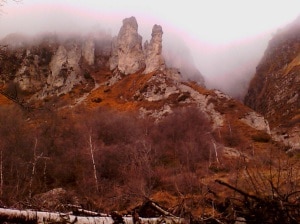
xmin=0 ymin=5 xmax=284 ymax=100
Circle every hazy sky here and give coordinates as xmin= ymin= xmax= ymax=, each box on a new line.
xmin=1 ymin=0 xmax=300 ymax=95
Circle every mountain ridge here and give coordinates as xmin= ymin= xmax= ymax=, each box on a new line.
xmin=0 ymin=16 xmax=297 ymax=221
xmin=245 ymin=16 xmax=300 ymax=151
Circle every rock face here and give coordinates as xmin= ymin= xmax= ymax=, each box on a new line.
xmin=0 ymin=33 xmax=111 ymax=100
xmin=40 ymin=42 xmax=83 ymax=98
xmin=245 ymin=17 xmax=300 ymax=150
xmin=0 ymin=17 xmax=206 ymax=102
xmin=0 ymin=16 xmax=207 ymax=106
xmin=110 ymin=17 xmax=173 ymax=76
xmin=109 ymin=16 xmax=145 ymax=74
xmin=134 ymin=69 xmax=270 ymax=133
xmin=143 ymin=25 xmax=165 ymax=74
xmin=240 ymin=112 xmax=270 ymax=134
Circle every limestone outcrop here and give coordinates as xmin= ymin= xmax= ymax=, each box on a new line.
xmin=244 ymin=16 xmax=300 ymax=150
xmin=39 ymin=42 xmax=83 ymax=98
xmin=0 ymin=33 xmax=111 ymax=100
xmin=240 ymin=112 xmax=270 ymax=134
xmin=143 ymin=24 xmax=165 ymax=74
xmin=110 ymin=17 xmax=169 ymax=76
xmin=0 ymin=16 xmax=207 ymax=104
xmin=109 ymin=16 xmax=145 ymax=75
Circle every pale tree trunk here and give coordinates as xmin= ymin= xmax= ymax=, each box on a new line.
xmin=211 ymin=139 xmax=220 ymax=164
xmin=29 ymin=138 xmax=38 ymax=198
xmin=29 ymin=138 xmax=50 ymax=197
xmin=0 ymin=208 xmax=114 ymax=224
xmin=0 ymin=208 xmax=184 ymax=224
xmin=88 ymin=131 xmax=99 ymax=192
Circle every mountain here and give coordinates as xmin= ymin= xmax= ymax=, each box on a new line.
xmin=0 ymin=16 xmax=271 ymax=148
xmin=0 ymin=16 xmax=294 ymax=221
xmin=245 ymin=16 xmax=300 ymax=152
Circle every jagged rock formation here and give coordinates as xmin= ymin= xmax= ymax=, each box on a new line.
xmin=0 ymin=17 xmax=291 ymax=221
xmin=245 ymin=16 xmax=300 ymax=150
xmin=88 ymin=64 xmax=271 ymax=152
xmin=43 ymin=42 xmax=82 ymax=97
xmin=0 ymin=16 xmax=206 ymax=103
xmin=109 ymin=16 xmax=145 ymax=74
xmin=0 ymin=33 xmax=111 ymax=100
xmin=132 ymin=71 xmax=225 ymax=127
xmin=143 ymin=24 xmax=165 ymax=74
xmin=109 ymin=16 xmax=191 ymax=79
xmin=0 ymin=17 xmax=272 ymax=146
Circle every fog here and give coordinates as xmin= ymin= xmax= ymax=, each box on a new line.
xmin=1 ymin=0 xmax=299 ymax=99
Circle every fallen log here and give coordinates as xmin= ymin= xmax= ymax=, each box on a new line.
xmin=0 ymin=208 xmax=112 ymax=223
xmin=0 ymin=208 xmax=185 ymax=224
xmin=147 ymin=201 xmax=178 ymax=218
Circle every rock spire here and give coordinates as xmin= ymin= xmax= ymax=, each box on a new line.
xmin=143 ymin=24 xmax=165 ymax=74
xmin=109 ymin=16 xmax=166 ymax=75
xmin=109 ymin=16 xmax=145 ymax=75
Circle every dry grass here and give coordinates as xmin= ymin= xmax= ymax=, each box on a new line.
xmin=0 ymin=94 xmax=13 ymax=105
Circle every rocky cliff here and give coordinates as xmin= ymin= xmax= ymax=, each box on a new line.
xmin=245 ymin=17 xmax=300 ymax=151
xmin=0 ymin=16 xmax=278 ymax=155
xmin=110 ymin=16 xmax=176 ymax=78
xmin=143 ymin=24 xmax=165 ymax=74
xmin=109 ymin=17 xmax=145 ymax=74
xmin=0 ymin=16 xmax=205 ymax=101
xmin=0 ymin=33 xmax=112 ymax=100
xmin=0 ymin=16 xmax=291 ymax=219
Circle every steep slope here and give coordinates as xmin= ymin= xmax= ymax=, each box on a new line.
xmin=0 ymin=16 xmax=280 ymax=164
xmin=245 ymin=16 xmax=300 ymax=151
xmin=0 ymin=16 xmax=291 ymax=220
xmin=87 ymin=68 xmax=274 ymax=151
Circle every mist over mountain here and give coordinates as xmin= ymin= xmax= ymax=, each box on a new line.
xmin=245 ymin=16 xmax=300 ymax=150
xmin=2 ymin=13 xmax=297 ymax=100
xmin=163 ymin=35 xmax=205 ymax=84
xmin=194 ymin=34 xmax=270 ymax=100
xmin=0 ymin=28 xmax=268 ymax=100
xmin=0 ymin=12 xmax=300 ymax=222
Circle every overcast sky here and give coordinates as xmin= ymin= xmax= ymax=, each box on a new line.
xmin=1 ymin=0 xmax=300 ymax=95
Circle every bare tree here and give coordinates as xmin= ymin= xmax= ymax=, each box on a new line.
xmin=87 ymin=130 xmax=99 ymax=193
xmin=215 ymin=154 xmax=300 ymax=223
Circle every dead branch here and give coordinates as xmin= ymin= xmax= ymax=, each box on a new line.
xmin=215 ymin=179 xmax=262 ymax=202
xmin=147 ymin=201 xmax=177 ymax=218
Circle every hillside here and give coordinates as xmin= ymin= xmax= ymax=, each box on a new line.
xmin=0 ymin=16 xmax=298 ymax=223
xmin=245 ymin=16 xmax=300 ymax=152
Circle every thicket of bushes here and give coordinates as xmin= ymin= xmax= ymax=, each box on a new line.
xmin=1 ymin=104 xmax=300 ymax=223
xmin=0 ymin=105 xmax=216 ymax=211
